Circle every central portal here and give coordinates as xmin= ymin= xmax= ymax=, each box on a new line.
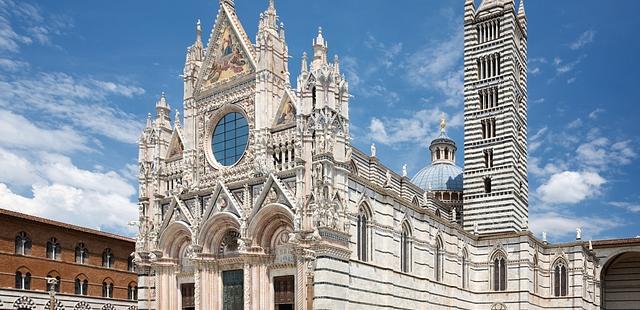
xmin=274 ymin=275 xmax=295 ymax=310
xmin=222 ymin=270 xmax=244 ymax=310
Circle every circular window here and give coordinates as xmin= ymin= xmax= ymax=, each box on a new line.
xmin=211 ymin=112 xmax=249 ymax=166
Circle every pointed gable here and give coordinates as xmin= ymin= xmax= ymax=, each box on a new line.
xmin=197 ymin=2 xmax=257 ymax=93
xmin=166 ymin=128 xmax=184 ymax=161
xmin=273 ymin=89 xmax=297 ymax=127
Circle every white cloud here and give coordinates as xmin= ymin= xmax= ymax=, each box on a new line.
xmin=530 ymin=211 xmax=622 ymax=241
xmin=529 ymin=157 xmax=563 ymax=177
xmin=368 ymin=108 xmax=462 ymax=146
xmin=576 ymin=137 xmax=636 ymax=169
xmin=0 ymin=0 xmax=68 ymax=53
xmin=0 ymin=148 xmax=44 ymax=186
xmin=364 ymin=34 xmax=403 ymax=69
xmin=553 ymin=55 xmax=586 ymax=75
xmin=588 ymin=108 xmax=604 ymax=119
xmin=0 ymin=110 xmax=89 ymax=152
xmin=0 ymin=57 xmax=28 ymax=71
xmin=570 ymin=30 xmax=596 ymax=50
xmin=0 ymin=73 xmax=145 ymax=144
xmin=92 ymin=80 xmax=146 ymax=98
xmin=610 ymin=201 xmax=640 ymax=213
xmin=537 ymin=171 xmax=606 ymax=205
xmin=0 ymin=149 xmax=137 ymax=234
xmin=567 ymin=118 xmax=583 ymax=129
xmin=405 ymin=28 xmax=463 ymax=107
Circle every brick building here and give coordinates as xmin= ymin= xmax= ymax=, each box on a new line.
xmin=0 ymin=208 xmax=138 ymax=310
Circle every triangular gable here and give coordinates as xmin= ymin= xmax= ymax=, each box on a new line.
xmin=250 ymin=174 xmax=297 ymax=220
xmin=166 ymin=128 xmax=184 ymax=161
xmin=159 ymin=195 xmax=195 ymax=233
xmin=202 ymin=181 xmax=244 ymax=222
xmin=273 ymin=89 xmax=298 ymax=127
xmin=196 ymin=3 xmax=257 ymax=94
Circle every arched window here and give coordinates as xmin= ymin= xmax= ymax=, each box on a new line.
xmin=493 ymin=254 xmax=507 ymax=291
xmin=102 ymin=248 xmax=114 ymax=268
xmin=102 ymin=280 xmax=114 ymax=298
xmin=400 ymin=222 xmax=411 ymax=273
xmin=462 ymin=250 xmax=469 ymax=289
xmin=128 ymin=255 xmax=135 ymax=272
xmin=533 ymin=254 xmax=539 ymax=293
xmin=75 ymin=243 xmax=88 ymax=264
xmin=312 ymin=86 xmax=317 ymax=110
xmin=356 ymin=206 xmax=369 ymax=262
xmin=15 ymin=271 xmax=31 ymax=290
xmin=128 ymin=283 xmax=138 ymax=300
xmin=46 ymin=237 xmax=61 ymax=260
xmin=484 ymin=177 xmax=492 ymax=193
xmin=75 ymin=277 xmax=89 ymax=295
xmin=554 ymin=260 xmax=569 ymax=297
xmin=435 ymin=237 xmax=444 ymax=282
xmin=15 ymin=232 xmax=32 ymax=255
xmin=436 ymin=148 xmax=441 ymax=160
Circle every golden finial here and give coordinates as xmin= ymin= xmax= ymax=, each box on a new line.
xmin=440 ymin=113 xmax=446 ymax=132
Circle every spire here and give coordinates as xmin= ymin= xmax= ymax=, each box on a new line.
xmin=314 ymin=27 xmax=326 ymax=47
xmin=175 ymin=110 xmax=181 ymax=128
xmin=301 ymin=52 xmax=308 ymax=73
xmin=334 ymin=54 xmax=340 ymax=74
xmin=311 ymin=27 xmax=328 ymax=70
xmin=196 ymin=19 xmax=202 ymax=43
xmin=261 ymin=0 xmax=277 ymax=30
xmin=156 ymin=92 xmax=170 ymax=111
xmin=518 ymin=0 xmax=525 ymax=17
xmin=220 ymin=0 xmax=234 ymax=8
xmin=464 ymin=0 xmax=476 ymax=22
xmin=146 ymin=113 xmax=152 ymax=129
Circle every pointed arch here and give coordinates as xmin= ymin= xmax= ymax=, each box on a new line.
xmin=552 ymin=257 xmax=569 ymax=297
xmin=462 ymin=247 xmax=470 ymax=289
xmin=533 ymin=253 xmax=539 ymax=293
xmin=491 ymin=249 xmax=508 ymax=291
xmin=400 ymin=219 xmax=412 ymax=273
xmin=350 ymin=158 xmax=359 ymax=175
xmin=356 ymin=201 xmax=372 ymax=262
xmin=411 ymin=195 xmax=420 ymax=207
xmin=434 ymin=236 xmax=444 ymax=281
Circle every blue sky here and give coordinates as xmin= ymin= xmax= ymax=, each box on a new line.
xmin=0 ymin=0 xmax=638 ymax=241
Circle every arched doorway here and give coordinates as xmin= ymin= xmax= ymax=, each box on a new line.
xmin=601 ymin=252 xmax=640 ymax=309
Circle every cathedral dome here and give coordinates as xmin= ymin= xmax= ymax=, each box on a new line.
xmin=411 ymin=116 xmax=464 ymax=192
xmin=412 ymin=163 xmax=463 ymax=192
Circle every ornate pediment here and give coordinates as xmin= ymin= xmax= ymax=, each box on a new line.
xmin=273 ymin=89 xmax=297 ymax=128
xmin=166 ymin=128 xmax=184 ymax=161
xmin=196 ymin=4 xmax=256 ymax=94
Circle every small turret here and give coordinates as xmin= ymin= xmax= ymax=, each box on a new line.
xmin=155 ymin=92 xmax=171 ymax=129
xmin=464 ymin=0 xmax=476 ymax=23
xmin=301 ymin=52 xmax=308 ymax=74
xmin=311 ymin=27 xmax=328 ymax=70
xmin=518 ymin=0 xmax=527 ymax=34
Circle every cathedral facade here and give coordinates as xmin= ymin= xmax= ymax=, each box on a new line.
xmin=135 ymin=1 xmax=640 ymax=309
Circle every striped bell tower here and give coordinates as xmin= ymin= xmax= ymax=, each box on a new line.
xmin=462 ymin=0 xmax=529 ymax=234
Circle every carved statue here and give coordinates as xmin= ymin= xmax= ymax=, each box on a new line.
xmin=370 ymin=143 xmax=376 ymax=157
xmin=402 ymin=164 xmax=407 ymax=177
xmin=576 ymin=227 xmax=582 ymax=240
